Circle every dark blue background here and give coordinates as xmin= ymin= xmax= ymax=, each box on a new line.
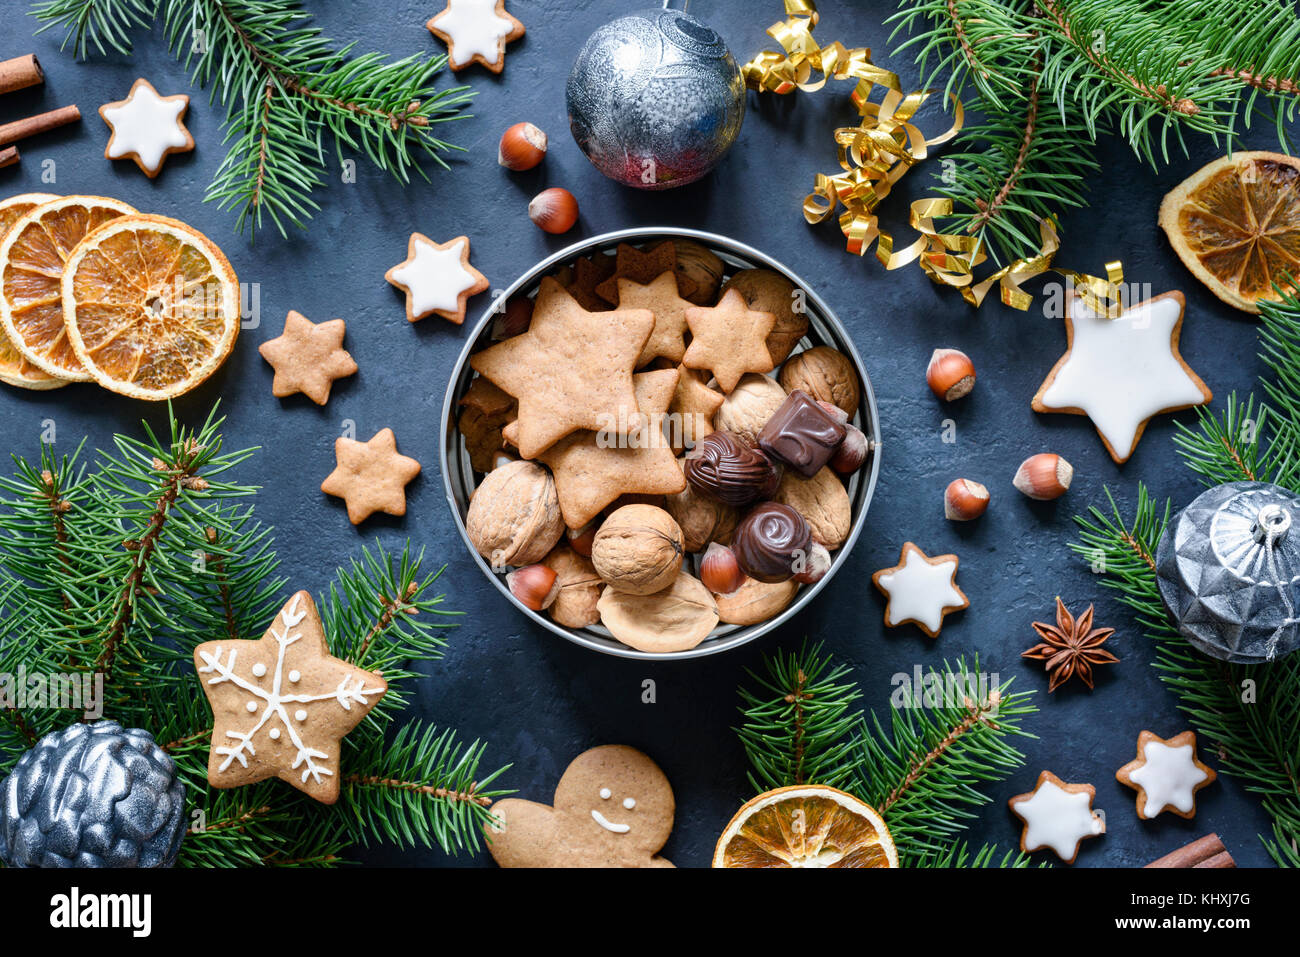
xmin=0 ymin=0 xmax=1287 ymax=867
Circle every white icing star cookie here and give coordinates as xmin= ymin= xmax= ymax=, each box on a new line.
xmin=871 ymin=542 xmax=968 ymax=638
xmin=99 ymin=78 xmax=194 ymax=178
xmin=427 ymin=0 xmax=525 ymax=74
xmin=1032 ymin=291 xmax=1212 ymax=463
xmin=1009 ymin=770 xmax=1105 ymax=864
xmin=384 ymin=233 xmax=490 ymax=324
xmin=1116 ymin=730 xmax=1217 ymax=820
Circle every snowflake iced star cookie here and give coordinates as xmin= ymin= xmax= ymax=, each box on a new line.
xmin=99 ymin=78 xmax=194 ymax=178
xmin=1009 ymin=771 xmax=1105 ymax=864
xmin=385 ymin=233 xmax=489 ymax=323
xmin=1116 ymin=730 xmax=1217 ymax=820
xmin=1031 ymin=291 xmax=1212 ymax=463
xmin=871 ymin=542 xmax=969 ymax=637
xmin=194 ymin=591 xmax=387 ymax=804
xmin=427 ymin=0 xmax=525 ymax=74
xmin=486 ymin=745 xmax=675 ymax=868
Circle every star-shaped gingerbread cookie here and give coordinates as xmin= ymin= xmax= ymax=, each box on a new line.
xmin=99 ymin=78 xmax=194 ymax=178
xmin=321 ymin=428 xmax=422 ymax=524
xmin=258 ymin=310 xmax=357 ymax=405
xmin=563 ymin=254 xmax=616 ymax=312
xmin=427 ymin=0 xmax=525 ymax=73
xmin=470 ymin=278 xmax=655 ymax=459
xmin=683 ymin=288 xmax=776 ymax=393
xmin=669 ymin=364 xmax=724 ymax=453
xmin=1116 ymin=730 xmax=1216 ymax=820
xmin=595 ymin=242 xmax=698 ymax=305
xmin=1031 ymin=291 xmax=1212 ymax=463
xmin=1009 ymin=771 xmax=1105 ymax=864
xmin=194 ymin=591 xmax=387 ymax=804
xmin=612 ymin=272 xmax=693 ymax=366
xmin=871 ymin=542 xmax=968 ymax=637
xmin=385 ymin=233 xmax=489 ymax=324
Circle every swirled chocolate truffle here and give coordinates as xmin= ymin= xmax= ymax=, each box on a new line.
xmin=732 ymin=502 xmax=813 ymax=583
xmin=758 ymin=390 xmax=846 ymax=478
xmin=683 ymin=431 xmax=781 ymax=507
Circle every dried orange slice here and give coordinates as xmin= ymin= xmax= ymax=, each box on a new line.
xmin=0 ymin=195 xmax=136 ymax=380
xmin=63 ymin=214 xmax=239 ymax=400
xmin=0 ymin=193 xmax=65 ymax=390
xmin=1158 ymin=151 xmax=1300 ymax=313
xmin=712 ymin=784 xmax=898 ymax=868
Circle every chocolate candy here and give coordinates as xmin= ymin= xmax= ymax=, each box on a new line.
xmin=732 ymin=502 xmax=813 ymax=583
xmin=758 ymin=390 xmax=846 ymax=478
xmin=683 ymin=431 xmax=781 ymax=507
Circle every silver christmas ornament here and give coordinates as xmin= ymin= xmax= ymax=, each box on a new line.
xmin=566 ymin=7 xmax=745 ymax=190
xmin=1156 ymin=480 xmax=1300 ymax=663
xmin=0 ymin=720 xmax=186 ymax=867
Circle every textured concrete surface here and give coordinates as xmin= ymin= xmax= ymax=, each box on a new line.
xmin=0 ymin=0 xmax=1288 ymax=867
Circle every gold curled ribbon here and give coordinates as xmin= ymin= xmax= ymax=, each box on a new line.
xmin=744 ymin=0 xmax=1125 ymax=315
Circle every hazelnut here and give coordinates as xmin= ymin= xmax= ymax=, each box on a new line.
xmin=1013 ymin=453 xmax=1073 ymax=500
xmin=700 ymin=542 xmax=746 ymax=595
xmin=566 ymin=521 xmax=597 ymax=557
xmin=944 ymin=478 xmax=989 ymax=520
xmin=713 ymin=373 xmax=787 ymax=447
xmin=714 ymin=577 xmax=799 ymax=625
xmin=926 ymin=348 xmax=976 ymax=401
xmin=465 ymin=459 xmax=564 ymax=568
xmin=506 ymin=564 xmax=559 ymax=610
xmin=591 ymin=504 xmax=684 ymax=595
xmin=673 ymin=239 xmax=725 ymax=305
xmin=779 ymin=346 xmax=860 ymax=417
xmin=663 ymin=478 xmax=740 ymax=552
xmin=490 ymin=296 xmax=533 ymax=340
xmin=498 ymin=122 xmax=548 ymax=171
xmin=792 ymin=542 xmax=832 ymax=584
xmin=773 ymin=467 xmax=851 ymax=549
xmin=596 ymin=572 xmax=719 ymax=653
xmin=816 ymin=400 xmax=849 ymax=424
xmin=528 ymin=187 xmax=579 ymax=234
xmin=721 ymin=269 xmax=809 ymax=364
xmin=542 ymin=545 xmax=602 ymax=628
xmin=830 ymin=425 xmax=869 ymax=474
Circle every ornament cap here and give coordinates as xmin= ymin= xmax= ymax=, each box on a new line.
xmin=1251 ymin=502 xmax=1292 ymax=545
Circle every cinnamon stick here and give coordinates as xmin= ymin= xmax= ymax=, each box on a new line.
xmin=1145 ymin=833 xmax=1236 ymax=868
xmin=0 ymin=105 xmax=80 ymax=147
xmin=0 ymin=146 xmax=17 ymax=170
xmin=0 ymin=55 xmax=44 ymax=96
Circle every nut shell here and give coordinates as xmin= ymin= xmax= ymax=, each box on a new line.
xmin=591 ymin=504 xmax=684 ymax=595
xmin=1013 ymin=453 xmax=1073 ymax=500
xmin=597 ymin=572 xmax=719 ymax=653
xmin=466 ymin=460 xmax=564 ymax=567
xmin=498 ymin=122 xmax=547 ymax=171
xmin=722 ymin=269 xmax=809 ymax=364
xmin=779 ymin=346 xmax=860 ymax=417
xmin=773 ymin=467 xmax=851 ymax=549
xmin=673 ymin=239 xmax=725 ymax=305
xmin=528 ymin=187 xmax=579 ymax=234
xmin=926 ymin=348 xmax=976 ymax=401
xmin=714 ymin=577 xmax=799 ymax=625
xmin=663 ymin=478 xmax=740 ymax=552
xmin=713 ymin=373 xmax=787 ymax=447
xmin=542 ymin=545 xmax=602 ymax=628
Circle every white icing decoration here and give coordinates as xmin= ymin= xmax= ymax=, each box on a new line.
xmin=1129 ymin=740 xmax=1209 ymax=817
xmin=252 ymin=663 xmax=267 ymax=678
xmin=623 ymin=797 xmax=636 ymax=809
xmin=1013 ymin=779 xmax=1103 ymax=860
xmin=245 ymin=701 xmax=257 ymax=713
xmin=1038 ymin=295 xmax=1208 ymax=459
xmin=269 ymin=728 xmax=280 ymax=740
xmin=288 ymin=670 xmax=301 ymax=683
xmin=432 ymin=0 xmax=517 ymax=67
xmin=101 ymin=82 xmax=189 ymax=173
xmin=390 ymin=237 xmax=479 ymax=318
xmin=195 ymin=594 xmax=384 ymax=783
xmin=876 ymin=547 xmax=964 ymax=632
xmin=599 ymin=787 xmax=611 ymax=799
xmin=591 ymin=809 xmax=631 ymax=834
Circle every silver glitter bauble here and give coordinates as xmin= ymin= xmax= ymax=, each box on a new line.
xmin=566 ymin=8 xmax=745 ymax=190
xmin=0 ymin=720 xmax=186 ymax=867
xmin=1156 ymin=481 xmax=1300 ymax=663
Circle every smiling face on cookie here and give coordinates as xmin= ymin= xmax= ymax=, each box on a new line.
xmin=554 ymin=745 xmax=675 ymax=855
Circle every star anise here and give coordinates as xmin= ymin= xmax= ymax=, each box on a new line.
xmin=1023 ymin=597 xmax=1118 ymax=691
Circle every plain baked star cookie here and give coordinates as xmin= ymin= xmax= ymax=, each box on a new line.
xmin=99 ymin=78 xmax=194 ymax=178
xmin=1116 ymin=730 xmax=1217 ymax=820
xmin=194 ymin=591 xmax=387 ymax=804
xmin=258 ymin=310 xmax=357 ymax=405
xmin=427 ymin=0 xmax=525 ymax=73
xmin=683 ymin=288 xmax=776 ymax=393
xmin=385 ymin=233 xmax=489 ymax=324
xmin=487 ymin=745 xmax=675 ymax=868
xmin=1031 ymin=291 xmax=1212 ymax=463
xmin=1009 ymin=771 xmax=1105 ymax=864
xmin=321 ymin=427 xmax=422 ymax=524
xmin=594 ymin=242 xmax=698 ymax=304
xmin=871 ymin=542 xmax=968 ymax=637
xmin=613 ymin=272 xmax=693 ymax=366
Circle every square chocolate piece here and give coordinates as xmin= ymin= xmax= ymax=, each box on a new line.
xmin=758 ymin=390 xmax=846 ymax=478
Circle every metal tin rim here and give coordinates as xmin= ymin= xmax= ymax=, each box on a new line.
xmin=440 ymin=227 xmax=881 ymax=661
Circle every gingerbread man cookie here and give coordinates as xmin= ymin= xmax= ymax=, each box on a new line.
xmin=99 ymin=78 xmax=194 ymax=178
xmin=487 ymin=745 xmax=675 ymax=868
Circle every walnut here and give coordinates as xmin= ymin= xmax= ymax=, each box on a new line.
xmin=466 ymin=460 xmax=564 ymax=568
xmin=773 ymin=467 xmax=851 ymax=548
xmin=713 ymin=373 xmax=786 ymax=447
xmin=597 ymin=572 xmax=719 ymax=652
xmin=663 ymin=478 xmax=740 ymax=552
xmin=714 ymin=577 xmax=799 ymax=625
xmin=542 ymin=545 xmax=602 ymax=628
xmin=673 ymin=239 xmax=725 ymax=305
xmin=779 ymin=346 xmax=860 ymax=418
xmin=721 ymin=269 xmax=809 ymax=364
xmin=592 ymin=504 xmax=684 ymax=595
